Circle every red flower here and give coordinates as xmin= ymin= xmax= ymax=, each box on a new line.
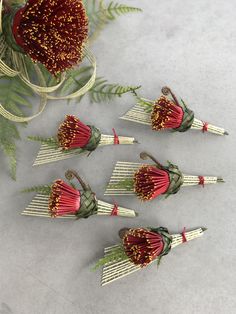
xmin=49 ymin=179 xmax=81 ymax=217
xmin=12 ymin=0 xmax=88 ymax=75
xmin=57 ymin=115 xmax=92 ymax=150
xmin=151 ymin=96 xmax=184 ymax=130
xmin=123 ymin=228 xmax=164 ymax=267
xmin=134 ymin=165 xmax=170 ymax=201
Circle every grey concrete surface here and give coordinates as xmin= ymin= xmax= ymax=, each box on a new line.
xmin=0 ymin=0 xmax=236 ymax=313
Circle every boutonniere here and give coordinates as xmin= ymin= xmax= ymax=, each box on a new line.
xmin=94 ymin=226 xmax=206 ymax=285
xmin=121 ymin=86 xmax=228 ymax=136
xmin=29 ymin=115 xmax=137 ymax=165
xmin=22 ymin=170 xmax=137 ymax=219
xmin=0 ymin=0 xmax=141 ymax=178
xmin=105 ymin=152 xmax=224 ymax=200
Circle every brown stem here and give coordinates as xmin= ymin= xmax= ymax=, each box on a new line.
xmin=161 ymin=86 xmax=181 ymax=107
xmin=140 ymin=152 xmax=163 ymax=168
xmin=65 ymin=170 xmax=89 ymax=191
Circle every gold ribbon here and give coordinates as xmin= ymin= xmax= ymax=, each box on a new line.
xmin=0 ymin=2 xmax=97 ymax=122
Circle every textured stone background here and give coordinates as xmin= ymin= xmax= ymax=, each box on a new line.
xmin=0 ymin=0 xmax=235 ymax=313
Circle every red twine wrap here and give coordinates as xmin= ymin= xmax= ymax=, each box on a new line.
xmin=12 ymin=0 xmax=88 ymax=75
xmin=58 ymin=115 xmax=91 ymax=150
xmin=49 ymin=180 xmax=81 ymax=217
xmin=112 ymin=128 xmax=120 ymax=145
xmin=123 ymin=228 xmax=164 ymax=267
xmin=151 ymin=96 xmax=184 ymax=131
xmin=111 ymin=202 xmax=119 ymax=216
xmin=202 ymin=122 xmax=209 ymax=133
xmin=198 ymin=176 xmax=205 ymax=187
xmin=134 ymin=166 xmax=170 ymax=201
xmin=181 ymin=227 xmax=187 ymax=243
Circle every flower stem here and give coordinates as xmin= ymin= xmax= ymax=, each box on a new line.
xmin=65 ymin=170 xmax=89 ymax=191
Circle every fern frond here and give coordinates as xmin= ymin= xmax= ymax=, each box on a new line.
xmin=137 ymin=97 xmax=155 ymax=113
xmin=0 ymin=76 xmax=34 ymax=179
xmin=28 ymin=136 xmax=58 ymax=146
xmin=105 ymin=2 xmax=142 ymax=20
xmin=107 ymin=178 xmax=134 ymax=191
xmin=62 ymin=67 xmax=141 ymax=103
xmin=90 ymin=78 xmax=141 ymax=103
xmin=92 ymin=245 xmax=127 ymax=270
xmin=84 ymin=0 xmax=142 ymax=40
xmin=21 ymin=185 xmax=52 ymax=194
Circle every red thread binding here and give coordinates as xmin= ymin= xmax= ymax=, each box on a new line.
xmin=198 ymin=176 xmax=205 ymax=187
xmin=111 ymin=202 xmax=118 ymax=216
xmin=202 ymin=122 xmax=208 ymax=133
xmin=181 ymin=227 xmax=187 ymax=243
xmin=112 ymin=128 xmax=120 ymax=145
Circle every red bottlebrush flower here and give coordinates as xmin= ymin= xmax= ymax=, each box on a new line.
xmin=57 ymin=115 xmax=92 ymax=150
xmin=49 ymin=179 xmax=81 ymax=217
xmin=134 ymin=165 xmax=170 ymax=201
xmin=151 ymin=96 xmax=184 ymax=130
xmin=12 ymin=0 xmax=88 ymax=75
xmin=123 ymin=228 xmax=164 ymax=267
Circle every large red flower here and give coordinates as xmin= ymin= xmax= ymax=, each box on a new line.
xmin=57 ymin=115 xmax=92 ymax=150
xmin=151 ymin=96 xmax=184 ymax=130
xmin=49 ymin=179 xmax=81 ymax=217
xmin=12 ymin=0 xmax=88 ymax=75
xmin=123 ymin=228 xmax=164 ymax=267
xmin=134 ymin=165 xmax=170 ymax=201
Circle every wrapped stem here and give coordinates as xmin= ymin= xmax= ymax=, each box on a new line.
xmin=22 ymin=194 xmax=137 ymax=218
xmin=120 ymin=93 xmax=228 ymax=136
xmin=30 ymin=134 xmax=136 ymax=166
xmin=100 ymin=227 xmax=205 ymax=286
xmin=105 ymin=162 xmax=224 ymax=196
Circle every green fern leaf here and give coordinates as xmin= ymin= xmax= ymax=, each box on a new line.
xmin=61 ymin=66 xmax=140 ymax=103
xmin=107 ymin=178 xmax=134 ymax=191
xmin=92 ymin=245 xmax=127 ymax=270
xmin=89 ymin=78 xmax=141 ymax=103
xmin=0 ymin=76 xmax=34 ymax=179
xmin=84 ymin=0 xmax=142 ymax=40
xmin=21 ymin=185 xmax=52 ymax=195
xmin=28 ymin=136 xmax=58 ymax=146
xmin=106 ymin=2 xmax=142 ymax=20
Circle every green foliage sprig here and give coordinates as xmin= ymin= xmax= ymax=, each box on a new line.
xmin=84 ymin=0 xmax=142 ymax=40
xmin=0 ymin=76 xmax=34 ymax=179
xmin=21 ymin=185 xmax=52 ymax=195
xmin=93 ymin=245 xmax=127 ymax=270
xmin=0 ymin=1 xmax=142 ymax=179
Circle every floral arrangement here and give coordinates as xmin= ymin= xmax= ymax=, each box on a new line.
xmin=121 ymin=86 xmax=228 ymax=136
xmin=28 ymin=114 xmax=137 ymax=165
xmin=22 ymin=169 xmax=137 ymax=218
xmin=0 ymin=0 xmax=141 ymax=178
xmin=94 ymin=226 xmax=206 ymax=285
xmin=105 ymin=152 xmax=224 ymax=200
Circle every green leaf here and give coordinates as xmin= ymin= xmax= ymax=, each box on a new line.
xmin=107 ymin=178 xmax=134 ymax=191
xmin=84 ymin=0 xmax=142 ymax=40
xmin=28 ymin=136 xmax=58 ymax=146
xmin=137 ymin=97 xmax=154 ymax=113
xmin=89 ymin=78 xmax=141 ymax=103
xmin=92 ymin=245 xmax=127 ymax=271
xmin=0 ymin=76 xmax=34 ymax=179
xmin=61 ymin=66 xmax=141 ymax=103
xmin=21 ymin=185 xmax=52 ymax=195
